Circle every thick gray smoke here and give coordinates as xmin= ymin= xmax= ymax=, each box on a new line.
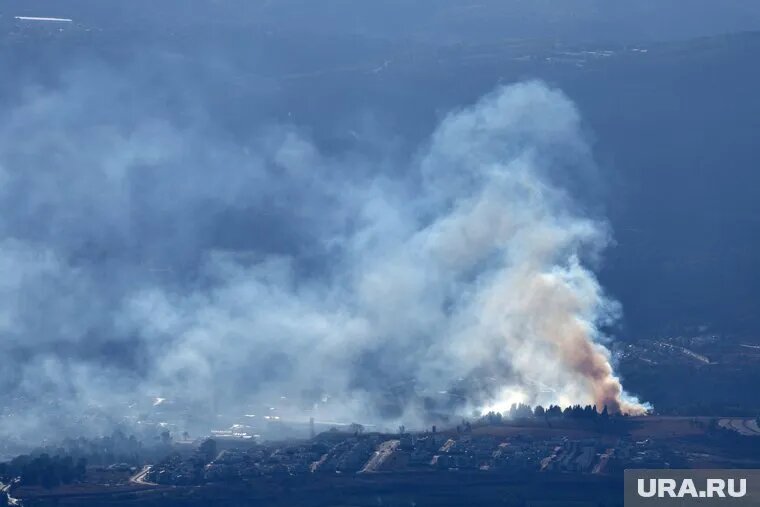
xmin=0 ymin=71 xmax=645 ymax=447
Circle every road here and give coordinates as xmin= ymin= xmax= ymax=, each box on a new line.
xmin=1 ymin=480 xmax=21 ymax=506
xmin=129 ymin=465 xmax=157 ymax=486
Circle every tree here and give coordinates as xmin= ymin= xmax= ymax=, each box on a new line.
xmin=75 ymin=458 xmax=87 ymax=480
xmin=534 ymin=405 xmax=546 ymax=418
xmin=483 ymin=411 xmax=503 ymax=425
xmin=515 ymin=403 xmax=533 ymax=419
xmin=40 ymin=465 xmax=59 ymax=490
xmin=59 ymin=456 xmax=75 ymax=484
xmin=199 ymin=439 xmax=217 ymax=461
xmin=349 ymin=423 xmax=365 ymax=435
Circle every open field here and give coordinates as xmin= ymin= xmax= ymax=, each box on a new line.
xmin=467 ymin=416 xmax=716 ymax=441
xmin=469 ymin=416 xmax=760 ymax=441
xmin=469 ymin=422 xmax=618 ymax=441
xmin=627 ymin=416 xmax=713 ymax=438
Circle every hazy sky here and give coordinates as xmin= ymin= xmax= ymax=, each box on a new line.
xmin=4 ymin=0 xmax=760 ymax=43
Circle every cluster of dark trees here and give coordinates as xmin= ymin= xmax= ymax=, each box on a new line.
xmin=54 ymin=430 xmax=145 ymax=466
xmin=479 ymin=403 xmax=611 ymax=425
xmin=0 ymin=429 xmax=181 ymax=490
xmin=199 ymin=438 xmax=217 ymax=461
xmin=548 ymin=404 xmax=611 ymax=419
xmin=0 ymin=453 xmax=86 ymax=489
xmin=29 ymin=429 xmax=176 ymax=468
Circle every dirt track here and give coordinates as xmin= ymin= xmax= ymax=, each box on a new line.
xmin=719 ymin=418 xmax=760 ymax=436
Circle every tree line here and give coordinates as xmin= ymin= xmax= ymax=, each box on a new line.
xmin=0 ymin=453 xmax=86 ymax=489
xmin=478 ymin=403 xmax=612 ymax=425
xmin=0 ymin=429 xmax=178 ymax=490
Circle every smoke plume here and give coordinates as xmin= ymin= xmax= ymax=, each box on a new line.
xmin=0 ymin=67 xmax=645 ymax=448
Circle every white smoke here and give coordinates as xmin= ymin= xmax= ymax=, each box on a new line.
xmin=122 ymin=81 xmax=646 ymax=417
xmin=0 ymin=78 xmax=645 ymax=447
